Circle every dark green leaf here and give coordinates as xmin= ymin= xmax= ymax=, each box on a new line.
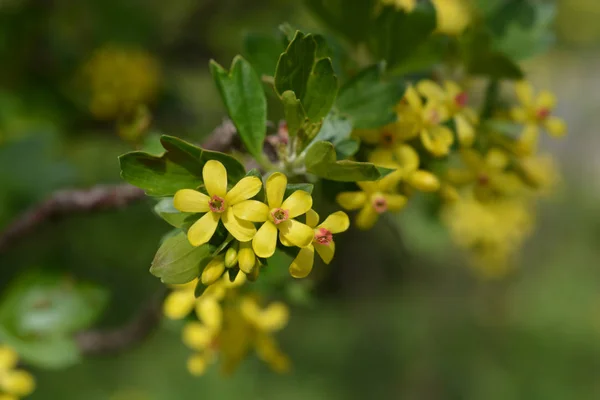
xmin=304 ymin=0 xmax=377 ymax=43
xmin=243 ymin=33 xmax=284 ymax=77
xmin=274 ymin=31 xmax=317 ymax=100
xmin=284 ymin=183 xmax=314 ymax=199
xmin=305 ymin=141 xmax=395 ymax=181
xmin=210 ymin=56 xmax=267 ymax=160
xmin=150 ymin=232 xmax=214 ymax=284
xmin=303 ymin=58 xmax=338 ymax=121
xmin=281 ymin=90 xmax=307 ymax=137
xmin=336 ymin=63 xmax=406 ymax=129
xmin=311 ymin=113 xmax=353 ymax=144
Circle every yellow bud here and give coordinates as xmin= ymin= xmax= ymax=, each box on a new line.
xmin=0 ymin=346 xmax=18 ymax=370
xmin=182 ymin=322 xmax=213 ymax=350
xmin=224 ymin=246 xmax=238 ymax=268
xmin=237 ymin=241 xmax=255 ymax=274
xmin=162 ymin=291 xmax=195 ymax=320
xmin=201 ymin=257 xmax=225 ymax=286
xmin=186 ymin=354 xmax=208 ymax=376
xmin=432 ymin=0 xmax=471 ymax=35
xmin=246 ymin=261 xmax=261 ymax=282
xmin=407 ymin=170 xmax=441 ymax=192
xmin=195 ymin=298 xmax=222 ymax=330
xmin=440 ymin=184 xmax=460 ymax=203
xmin=1 ymin=370 xmax=36 ymax=397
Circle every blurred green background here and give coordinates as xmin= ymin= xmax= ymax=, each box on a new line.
xmin=1 ymin=0 xmax=600 ymax=399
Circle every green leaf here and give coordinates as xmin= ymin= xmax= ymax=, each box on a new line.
xmin=243 ymin=33 xmax=284 ymax=77
xmin=0 ymin=272 xmax=109 ymax=337
xmin=154 ymin=198 xmax=192 ymax=228
xmin=284 ymin=183 xmax=314 ymax=199
xmin=274 ymin=31 xmax=317 ymax=101
xmin=311 ymin=113 xmax=353 ymax=145
xmin=303 ymin=58 xmax=339 ymax=121
xmin=119 ymin=135 xmax=245 ymax=197
xmin=210 ymin=56 xmax=267 ymax=160
xmin=150 ymin=231 xmax=214 ymax=284
xmin=304 ymin=0 xmax=377 ymax=43
xmin=281 ymin=90 xmax=307 ymax=137
xmin=335 ymin=138 xmax=360 ymax=159
xmin=305 ymin=141 xmax=395 ymax=182
xmin=336 ymin=63 xmax=405 ymax=129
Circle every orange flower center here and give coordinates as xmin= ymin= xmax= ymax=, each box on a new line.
xmin=372 ymin=196 xmax=388 ymax=214
xmin=536 ymin=107 xmax=550 ymax=120
xmin=380 ymin=130 xmax=396 ymax=147
xmin=455 ymin=92 xmax=468 ymax=108
xmin=477 ymin=173 xmax=490 ymax=186
xmin=208 ymin=195 xmax=226 ymax=213
xmin=428 ymin=109 xmax=440 ymax=125
xmin=314 ymin=228 xmax=333 ymax=245
xmin=271 ymin=208 xmax=289 ymax=224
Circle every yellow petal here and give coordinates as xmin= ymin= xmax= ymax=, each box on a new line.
xmin=420 ymin=126 xmax=454 ymax=157
xmin=318 ymin=211 xmax=350 ymax=234
xmin=182 ymin=322 xmax=214 ymax=350
xmin=232 ymin=200 xmax=269 ymax=222
xmin=0 ymin=394 xmax=18 ymax=400
xmin=0 ymin=346 xmax=18 ymax=370
xmin=393 ymin=144 xmax=420 ymax=173
xmin=515 ymin=125 xmax=540 ymax=156
xmin=336 ymin=191 xmax=367 ymax=210
xmin=406 ymin=170 xmax=440 ymax=192
xmin=203 ymin=160 xmax=227 ymax=197
xmin=369 ymin=147 xmax=395 ymax=165
xmin=306 ymin=209 xmax=320 ymax=228
xmin=356 ymin=181 xmax=378 ymax=193
xmin=485 ymin=148 xmax=509 ymax=170
xmin=446 ymin=167 xmax=476 ymax=185
xmin=278 ymin=219 xmax=314 ymax=248
xmin=510 ymin=107 xmax=528 ymax=123
xmin=238 ymin=241 xmax=256 ymax=274
xmin=515 ymin=81 xmax=534 ymax=106
xmin=454 ymin=114 xmax=475 ymax=147
xmin=279 ymin=232 xmax=294 ymax=247
xmin=356 ymin=204 xmax=379 ymax=230
xmin=460 ymin=148 xmax=484 ymax=170
xmin=201 ymin=257 xmax=225 ymax=286
xmin=187 ymin=212 xmax=220 ymax=247
xmin=163 ymin=290 xmax=196 ymax=319
xmin=280 ymin=190 xmax=313 ymax=218
xmin=416 ymin=79 xmax=445 ymax=100
xmin=289 ymin=245 xmax=315 ymax=278
xmin=544 ymin=116 xmax=566 ymax=137
xmin=1 ymin=370 xmax=35 ymax=397
xmin=221 ymin=207 xmax=256 ymax=242
xmin=444 ymin=80 xmax=463 ymax=98
xmin=225 ymin=176 xmax=262 ymax=205
xmin=404 ymin=86 xmax=423 ymax=110
xmin=253 ymin=221 xmax=278 ymax=258
xmin=536 ymin=90 xmax=557 ymax=111
xmin=195 ymin=297 xmax=222 ymax=329
xmin=257 ymin=302 xmax=290 ymax=331
xmin=173 ymin=189 xmax=210 ymax=213
xmin=266 ymin=172 xmax=287 ymax=209
xmin=314 ymin=241 xmax=335 ymax=264
xmin=383 ymin=193 xmax=408 ymax=212
xmin=187 ymin=353 xmax=209 ymax=376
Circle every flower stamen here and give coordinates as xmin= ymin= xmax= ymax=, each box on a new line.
xmin=271 ymin=208 xmax=289 ymax=224
xmin=455 ymin=92 xmax=468 ymax=108
xmin=208 ymin=195 xmax=226 ymax=213
xmin=314 ymin=228 xmax=333 ymax=245
xmin=536 ymin=108 xmax=550 ymax=120
xmin=372 ymin=196 xmax=388 ymax=214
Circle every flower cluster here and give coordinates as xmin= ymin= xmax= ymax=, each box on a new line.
xmin=0 ymin=346 xmax=35 ymax=400
xmin=338 ymin=79 xmax=564 ymax=276
xmin=164 ymin=274 xmax=290 ymax=376
xmin=173 ymin=160 xmax=349 ymax=282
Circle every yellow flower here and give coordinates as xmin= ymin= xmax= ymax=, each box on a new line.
xmin=432 ymin=0 xmax=472 ymax=36
xmin=398 ymin=86 xmax=454 ymax=157
xmin=288 ymin=209 xmax=350 ymax=278
xmin=337 ymin=174 xmax=407 ymax=230
xmin=231 ymin=172 xmax=313 ymax=259
xmin=417 ymin=80 xmax=478 ymax=147
xmin=0 ymin=346 xmax=35 ymax=399
xmin=446 ymin=148 xmax=523 ymax=201
xmin=511 ymin=81 xmax=567 ymax=139
xmin=517 ymin=153 xmax=560 ymax=194
xmin=174 ymin=160 xmax=262 ymax=247
xmin=370 ymin=144 xmax=441 ymax=192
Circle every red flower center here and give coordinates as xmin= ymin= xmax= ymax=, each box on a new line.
xmin=536 ymin=108 xmax=550 ymax=120
xmin=271 ymin=208 xmax=289 ymax=224
xmin=380 ymin=131 xmax=396 ymax=147
xmin=477 ymin=174 xmax=490 ymax=186
xmin=455 ymin=92 xmax=468 ymax=108
xmin=208 ymin=195 xmax=226 ymax=213
xmin=372 ymin=196 xmax=388 ymax=214
xmin=314 ymin=228 xmax=333 ymax=245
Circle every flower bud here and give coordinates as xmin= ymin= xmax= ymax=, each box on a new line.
xmin=224 ymin=246 xmax=238 ymax=268
xmin=1 ymin=370 xmax=36 ymax=397
xmin=201 ymin=257 xmax=225 ymax=286
xmin=238 ymin=242 xmax=256 ymax=274
xmin=407 ymin=170 xmax=441 ymax=192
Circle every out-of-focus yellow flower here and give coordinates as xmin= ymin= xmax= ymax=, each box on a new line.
xmin=234 ymin=172 xmax=313 ymax=259
xmin=397 ymin=86 xmax=454 ymax=157
xmin=336 ymin=172 xmax=406 ymax=230
xmin=288 ymin=209 xmax=350 ymax=278
xmin=174 ymin=160 xmax=262 ymax=247
xmin=511 ymin=81 xmax=567 ymax=150
xmin=0 ymin=346 xmax=35 ymax=400
xmin=442 ymin=196 xmax=533 ymax=278
xmin=446 ymin=148 xmax=523 ymax=201
xmin=432 ymin=0 xmax=472 ymax=35
xmin=82 ymin=45 xmax=160 ymax=120
xmin=417 ymin=80 xmax=478 ymax=147
xmin=380 ymin=0 xmax=415 ymax=12
xmin=517 ymin=153 xmax=560 ymax=194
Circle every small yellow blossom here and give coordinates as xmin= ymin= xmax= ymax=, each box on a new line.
xmin=417 ymin=80 xmax=478 ymax=147
xmin=517 ymin=153 xmax=560 ymax=194
xmin=231 ymin=172 xmax=313 ymax=259
xmin=337 ymin=173 xmax=406 ymax=230
xmin=397 ymin=86 xmax=454 ymax=157
xmin=288 ymin=209 xmax=350 ymax=278
xmin=432 ymin=0 xmax=472 ymax=36
xmin=0 ymin=346 xmax=35 ymax=400
xmin=511 ymin=81 xmax=567 ymax=142
xmin=174 ymin=160 xmax=262 ymax=247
